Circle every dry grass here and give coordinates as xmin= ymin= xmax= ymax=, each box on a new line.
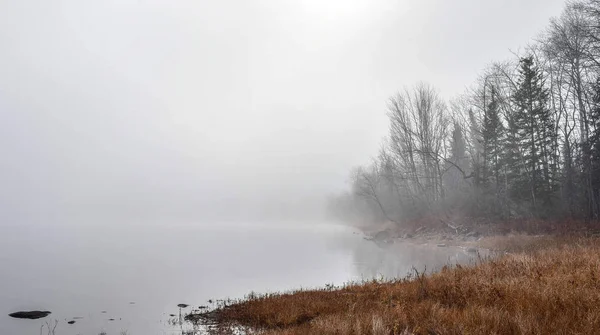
xmin=189 ymin=237 xmax=600 ymax=334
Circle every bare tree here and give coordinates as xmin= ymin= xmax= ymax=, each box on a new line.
xmin=387 ymin=83 xmax=449 ymax=208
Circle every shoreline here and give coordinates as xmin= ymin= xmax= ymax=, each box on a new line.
xmin=186 ymin=223 xmax=600 ymax=334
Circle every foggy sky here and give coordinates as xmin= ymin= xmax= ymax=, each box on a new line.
xmin=0 ymin=0 xmax=566 ymax=223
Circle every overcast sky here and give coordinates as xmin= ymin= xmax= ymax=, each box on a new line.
xmin=0 ymin=0 xmax=567 ymax=223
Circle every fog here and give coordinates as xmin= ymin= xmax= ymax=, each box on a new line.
xmin=1 ymin=1 xmax=580 ymax=334
xmin=1 ymin=0 xmax=566 ymax=223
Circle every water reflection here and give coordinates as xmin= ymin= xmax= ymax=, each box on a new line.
xmin=350 ymin=240 xmax=482 ymax=280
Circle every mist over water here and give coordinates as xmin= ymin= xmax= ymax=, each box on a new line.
xmin=0 ymin=221 xmax=476 ymax=334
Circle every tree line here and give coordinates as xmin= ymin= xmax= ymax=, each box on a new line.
xmin=329 ymin=0 xmax=600 ymax=225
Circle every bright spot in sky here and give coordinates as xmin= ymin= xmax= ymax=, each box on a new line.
xmin=297 ymin=0 xmax=378 ymax=19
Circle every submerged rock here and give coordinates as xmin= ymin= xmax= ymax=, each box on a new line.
xmin=373 ymin=230 xmax=391 ymax=241
xmin=8 ymin=311 xmax=51 ymax=320
xmin=437 ymin=243 xmax=447 ymax=247
xmin=466 ymin=247 xmax=478 ymax=253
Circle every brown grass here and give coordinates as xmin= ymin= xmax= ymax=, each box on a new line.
xmin=189 ymin=237 xmax=600 ymax=334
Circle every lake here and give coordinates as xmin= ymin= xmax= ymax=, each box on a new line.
xmin=0 ymin=220 xmax=479 ymax=334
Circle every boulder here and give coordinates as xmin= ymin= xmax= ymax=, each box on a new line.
xmin=8 ymin=311 xmax=51 ymax=320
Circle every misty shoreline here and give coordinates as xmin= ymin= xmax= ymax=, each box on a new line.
xmin=185 ymin=230 xmax=600 ymax=334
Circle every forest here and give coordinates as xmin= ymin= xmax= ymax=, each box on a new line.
xmin=330 ymin=0 xmax=600 ymax=226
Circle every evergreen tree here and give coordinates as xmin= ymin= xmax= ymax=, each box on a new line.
xmin=468 ymin=108 xmax=483 ymax=189
xmin=444 ymin=121 xmax=469 ymax=191
xmin=511 ymin=56 xmax=555 ymax=212
xmin=503 ymin=107 xmax=524 ymax=203
xmin=589 ymin=77 xmax=600 ymax=217
xmin=482 ymin=85 xmax=504 ymax=188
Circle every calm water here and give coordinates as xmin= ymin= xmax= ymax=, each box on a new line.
xmin=0 ymin=221 xmax=478 ymax=334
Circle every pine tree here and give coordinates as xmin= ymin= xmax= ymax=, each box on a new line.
xmin=482 ymin=85 xmax=504 ymax=188
xmin=450 ymin=122 xmax=468 ymax=171
xmin=589 ymin=77 xmax=600 ymax=217
xmin=468 ymin=108 xmax=483 ymax=189
xmin=445 ymin=121 xmax=469 ymax=191
xmin=503 ymin=107 xmax=523 ymax=200
xmin=511 ymin=56 xmax=555 ymax=212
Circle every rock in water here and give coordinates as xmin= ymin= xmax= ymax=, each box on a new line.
xmin=9 ymin=311 xmax=51 ymax=320
xmin=67 ymin=321 xmax=76 ymax=325
xmin=177 ymin=304 xmax=189 ymax=308
xmin=373 ymin=230 xmax=391 ymax=241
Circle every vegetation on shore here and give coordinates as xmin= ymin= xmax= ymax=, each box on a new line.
xmin=328 ymin=0 xmax=600 ymax=229
xmin=188 ymin=236 xmax=600 ymax=334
